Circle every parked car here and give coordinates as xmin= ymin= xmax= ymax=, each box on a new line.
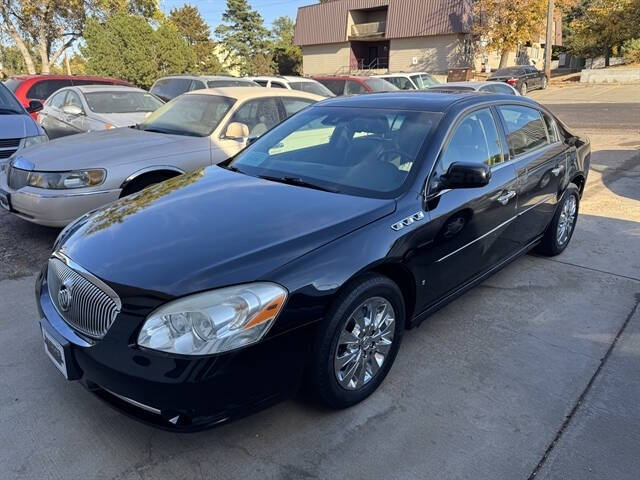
xmin=0 ymin=83 xmax=47 ymax=179
xmin=374 ymin=72 xmax=439 ymax=90
xmin=150 ymin=75 xmax=259 ymax=102
xmin=427 ymin=81 xmax=520 ymax=95
xmin=34 ymin=91 xmax=590 ymax=430
xmin=0 ymin=87 xmax=322 ymax=227
xmin=247 ymin=76 xmax=335 ymax=97
xmin=313 ymin=75 xmax=398 ymax=96
xmin=488 ymin=66 xmax=548 ymax=95
xmin=3 ymin=75 xmax=134 ymax=120
xmin=38 ymin=86 xmax=164 ymax=139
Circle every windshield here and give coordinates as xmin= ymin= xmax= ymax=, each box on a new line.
xmin=364 ymin=78 xmax=399 ymax=92
xmin=85 ymin=91 xmax=164 ymax=114
xmin=288 ymin=81 xmax=335 ymax=97
xmin=229 ymin=106 xmax=441 ymax=198
xmin=138 ymin=94 xmax=235 ymax=137
xmin=0 ymin=83 xmax=23 ymax=113
xmin=411 ymin=74 xmax=438 ymax=89
xmin=208 ymin=80 xmax=257 ymax=88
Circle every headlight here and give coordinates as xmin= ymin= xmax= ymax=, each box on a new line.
xmin=23 ymin=134 xmax=48 ymax=149
xmin=137 ymin=283 xmax=287 ymax=355
xmin=27 ymin=169 xmax=105 ymax=189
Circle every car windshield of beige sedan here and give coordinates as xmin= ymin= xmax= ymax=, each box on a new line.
xmin=137 ymin=94 xmax=235 ymax=137
xmin=228 ymin=106 xmax=441 ymax=198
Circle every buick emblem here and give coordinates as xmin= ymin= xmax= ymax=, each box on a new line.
xmin=58 ymin=279 xmax=73 ymax=312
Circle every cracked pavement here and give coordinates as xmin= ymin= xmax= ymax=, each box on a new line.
xmin=0 ymin=88 xmax=639 ymax=479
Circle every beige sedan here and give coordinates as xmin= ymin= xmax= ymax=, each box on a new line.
xmin=0 ymin=87 xmax=322 ymax=227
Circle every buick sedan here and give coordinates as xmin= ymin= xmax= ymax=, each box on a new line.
xmin=36 ymin=92 xmax=590 ymax=430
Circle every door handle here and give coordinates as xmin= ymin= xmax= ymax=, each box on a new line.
xmin=497 ymin=190 xmax=516 ymax=205
xmin=551 ymin=166 xmax=564 ymax=176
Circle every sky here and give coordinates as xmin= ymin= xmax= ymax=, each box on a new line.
xmin=159 ymin=0 xmax=314 ymax=30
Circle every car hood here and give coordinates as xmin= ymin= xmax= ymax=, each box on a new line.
xmin=59 ymin=167 xmax=396 ymax=298
xmin=93 ymin=112 xmax=151 ymax=127
xmin=14 ymin=127 xmax=206 ymax=170
xmin=0 ymin=113 xmax=40 ymax=139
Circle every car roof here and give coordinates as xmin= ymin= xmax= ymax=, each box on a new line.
xmin=73 ymin=85 xmax=148 ymax=93
xmin=313 ymin=75 xmax=367 ymax=82
xmin=8 ymin=74 xmax=129 ymax=83
xmin=184 ymin=86 xmax=324 ymax=101
xmin=247 ymin=76 xmax=317 ymax=83
xmin=157 ymin=75 xmax=254 ymax=82
xmin=314 ymin=91 xmax=536 ymax=112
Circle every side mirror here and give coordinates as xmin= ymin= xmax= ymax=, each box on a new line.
xmin=441 ymin=162 xmax=491 ymax=189
xmin=62 ymin=104 xmax=84 ymax=116
xmin=224 ymin=122 xmax=249 ymax=140
xmin=26 ymin=100 xmax=43 ymax=114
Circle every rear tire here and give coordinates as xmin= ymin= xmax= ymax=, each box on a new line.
xmin=536 ymin=183 xmax=580 ymax=256
xmin=307 ymin=273 xmax=405 ymax=409
xmin=519 ymin=82 xmax=528 ymax=95
xmin=120 ymin=173 xmax=174 ymax=198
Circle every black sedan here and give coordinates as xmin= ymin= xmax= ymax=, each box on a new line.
xmin=36 ymin=92 xmax=590 ymax=430
xmin=488 ymin=66 xmax=548 ymax=95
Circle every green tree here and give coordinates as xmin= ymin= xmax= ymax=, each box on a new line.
xmin=215 ymin=0 xmax=270 ymax=75
xmin=271 ymin=16 xmax=302 ymax=75
xmin=154 ymin=21 xmax=196 ymax=76
xmin=168 ymin=4 xmax=221 ymax=73
xmin=0 ymin=0 xmax=157 ymax=75
xmin=567 ymin=0 xmax=640 ymax=65
xmin=82 ymin=13 xmax=194 ymax=88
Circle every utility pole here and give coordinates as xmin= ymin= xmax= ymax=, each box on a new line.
xmin=544 ymin=0 xmax=554 ymax=81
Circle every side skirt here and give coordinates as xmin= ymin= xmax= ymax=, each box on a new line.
xmin=409 ymin=235 xmax=544 ymax=328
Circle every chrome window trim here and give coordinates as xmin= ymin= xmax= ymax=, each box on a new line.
xmin=52 ymin=250 xmax=122 ymax=311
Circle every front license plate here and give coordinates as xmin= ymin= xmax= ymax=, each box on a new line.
xmin=0 ymin=189 xmax=10 ymax=211
xmin=42 ymin=327 xmax=69 ymax=379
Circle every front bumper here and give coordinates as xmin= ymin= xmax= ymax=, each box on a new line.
xmin=36 ymin=268 xmax=313 ymax=431
xmin=0 ymin=173 xmax=120 ymax=227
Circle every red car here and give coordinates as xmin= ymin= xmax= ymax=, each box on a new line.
xmin=312 ymin=75 xmax=398 ymax=96
xmin=4 ymin=75 xmax=134 ymax=119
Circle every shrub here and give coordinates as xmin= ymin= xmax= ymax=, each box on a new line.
xmin=622 ymin=38 xmax=640 ymax=64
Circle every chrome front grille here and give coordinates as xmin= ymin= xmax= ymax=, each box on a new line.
xmin=7 ymin=166 xmax=29 ymax=190
xmin=47 ymin=255 xmax=121 ymax=339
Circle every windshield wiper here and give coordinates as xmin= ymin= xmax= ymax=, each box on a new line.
xmin=258 ymin=175 xmax=339 ymax=193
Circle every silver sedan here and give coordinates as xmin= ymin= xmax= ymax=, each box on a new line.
xmin=38 ymin=85 xmax=164 ymax=139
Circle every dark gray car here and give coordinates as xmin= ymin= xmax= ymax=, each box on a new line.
xmin=38 ymin=85 xmax=164 ymax=139
xmin=150 ymin=75 xmax=260 ymax=102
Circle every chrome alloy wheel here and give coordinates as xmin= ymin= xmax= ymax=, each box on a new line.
xmin=557 ymin=195 xmax=577 ymax=246
xmin=334 ymin=297 xmax=396 ymax=390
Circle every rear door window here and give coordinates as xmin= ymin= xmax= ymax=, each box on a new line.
xmin=48 ymin=91 xmax=68 ymax=109
xmin=497 ymin=105 xmax=549 ymax=156
xmin=151 ymin=78 xmax=191 ymax=100
xmin=27 ymin=80 xmax=73 ymax=100
xmin=319 ymin=80 xmax=345 ymax=96
xmin=541 ymin=111 xmax=559 ymax=143
xmin=345 ymin=80 xmax=367 ymax=95
xmin=189 ymin=80 xmax=206 ymax=91
xmin=385 ymin=76 xmax=414 ymax=90
xmin=270 ymin=82 xmax=287 ymax=89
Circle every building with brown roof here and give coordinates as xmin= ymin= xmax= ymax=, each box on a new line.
xmin=294 ymin=0 xmax=561 ymax=77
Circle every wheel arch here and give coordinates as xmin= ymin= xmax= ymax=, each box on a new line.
xmin=119 ymin=166 xmax=184 ymax=191
xmin=570 ymin=173 xmax=586 ymax=197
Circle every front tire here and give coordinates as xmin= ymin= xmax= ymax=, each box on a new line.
xmin=307 ymin=274 xmax=405 ymax=409
xmin=541 ymin=77 xmax=548 ymax=89
xmin=537 ymin=183 xmax=580 ymax=256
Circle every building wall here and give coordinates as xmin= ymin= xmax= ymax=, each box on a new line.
xmin=388 ymin=34 xmax=469 ymax=73
xmin=302 ymin=43 xmax=352 ymax=76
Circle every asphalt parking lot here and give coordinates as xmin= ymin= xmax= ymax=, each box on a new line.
xmin=1 ymin=85 xmax=639 ymax=479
